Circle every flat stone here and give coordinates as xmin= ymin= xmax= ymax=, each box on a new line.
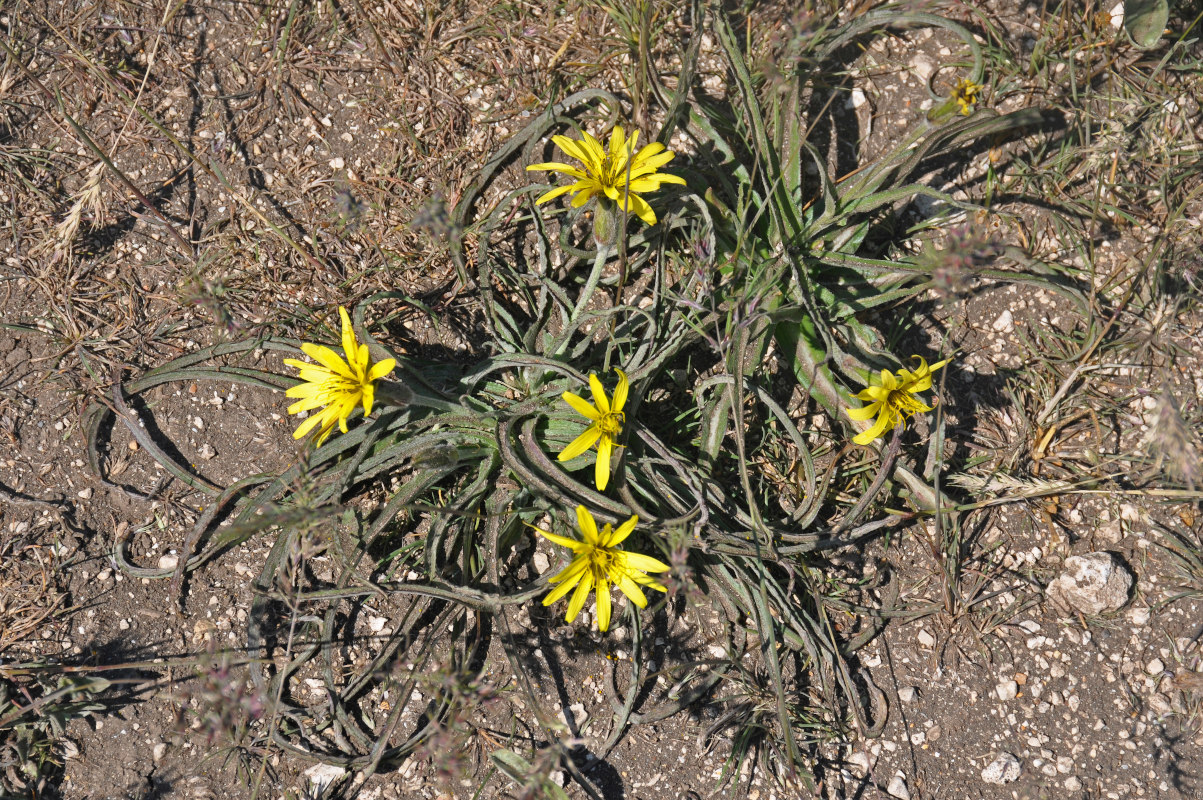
xmin=981 ymin=752 xmax=1021 ymax=785
xmin=1045 ymin=552 xmax=1133 ymax=615
xmin=303 ymin=763 xmax=346 ymax=792
xmin=910 ymin=54 xmax=936 ymax=82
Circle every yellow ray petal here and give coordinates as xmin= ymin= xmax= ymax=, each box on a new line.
xmin=339 ymin=307 xmax=357 ymax=364
xmin=614 ymin=574 xmax=649 ymax=608
xmin=563 ymin=391 xmax=601 ymax=421
xmin=853 ymin=411 xmax=893 ymax=445
xmin=535 ymin=183 xmax=580 ymax=205
xmin=292 ymin=412 xmax=327 ymax=440
xmin=610 ymin=369 xmax=629 ymax=414
xmin=605 ymin=514 xmax=639 ymax=547
xmin=589 ymin=374 xmax=611 ymax=415
xmin=565 ymin=569 xmax=595 ymax=622
xmin=575 ymin=505 xmax=599 ymax=546
xmin=543 ymin=560 xmax=588 ymax=607
xmin=624 ymin=192 xmax=657 ymax=226
xmin=301 ymin=343 xmax=356 ymax=380
xmin=534 ymin=525 xmax=587 ymax=552
xmin=367 ymin=359 xmax=396 ymax=382
xmin=569 ymin=184 xmax=598 ymax=207
xmin=618 ymin=552 xmax=671 ymax=574
xmin=595 ymin=575 xmax=612 ymax=631
xmin=559 ymin=424 xmax=602 ymax=463
xmin=595 ymin=434 xmax=613 ymax=491
xmin=525 ymin=162 xmax=589 ymax=178
xmin=846 ymin=402 xmax=882 ymax=421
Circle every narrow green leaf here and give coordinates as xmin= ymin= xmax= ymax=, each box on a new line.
xmin=490 ymin=749 xmax=534 ymax=784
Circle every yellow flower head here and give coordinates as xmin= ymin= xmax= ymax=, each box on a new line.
xmin=526 ymin=126 xmax=686 ymax=226
xmin=559 ymin=369 xmax=629 ymax=491
xmin=533 ymin=505 xmax=670 ymax=632
xmin=846 ymin=356 xmax=950 ymax=445
xmin=952 ymin=78 xmax=982 ymax=116
xmin=284 ymin=307 xmax=396 ymax=445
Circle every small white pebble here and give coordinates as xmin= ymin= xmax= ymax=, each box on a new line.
xmin=1109 ymin=2 xmax=1125 ymax=29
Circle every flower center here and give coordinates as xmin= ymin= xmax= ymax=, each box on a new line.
xmin=330 ymin=375 xmax=366 ymax=396
xmin=599 ymin=411 xmax=624 ymax=438
xmin=599 ymin=156 xmax=628 ymax=191
xmin=887 ymin=389 xmax=926 ymax=423
xmin=588 ymin=543 xmax=615 ymax=576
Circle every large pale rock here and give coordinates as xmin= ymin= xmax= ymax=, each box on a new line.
xmin=981 ymin=752 xmax=1021 ymax=785
xmin=1046 ymin=552 xmax=1132 ymax=615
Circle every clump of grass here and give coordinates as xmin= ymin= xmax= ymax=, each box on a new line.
xmin=0 ymin=534 xmax=66 ymax=656
xmin=0 ymin=673 xmax=109 ymax=796
xmin=75 ymin=1 xmax=1084 ymax=791
xmin=46 ymin=163 xmax=105 ymax=259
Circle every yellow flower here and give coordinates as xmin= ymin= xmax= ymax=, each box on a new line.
xmin=284 ymin=307 xmax=396 ymax=445
xmin=526 ymin=126 xmax=686 ymax=226
xmin=846 ymin=356 xmax=950 ymax=445
xmin=559 ymin=369 xmax=629 ymax=491
xmin=533 ymin=505 xmax=670 ymax=631
xmin=952 ymin=78 xmax=982 ymax=115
